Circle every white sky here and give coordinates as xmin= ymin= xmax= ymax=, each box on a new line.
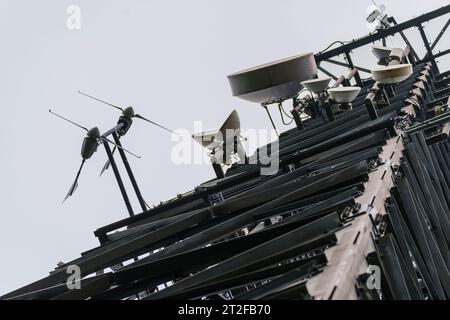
xmin=0 ymin=0 xmax=448 ymax=294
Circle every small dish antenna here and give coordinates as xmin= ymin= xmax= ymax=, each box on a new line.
xmin=326 ymin=87 xmax=361 ymax=113
xmin=327 ymin=87 xmax=362 ymax=104
xmin=301 ymin=77 xmax=332 ymax=93
xmin=372 ymin=46 xmax=393 ymax=61
xmin=367 ymin=48 xmax=414 ymax=118
xmin=371 ymin=48 xmax=413 ymax=84
xmin=372 ymin=46 xmax=406 ymax=66
xmin=371 ymin=64 xmax=413 ymax=84
xmin=192 ymin=110 xmax=246 ymax=178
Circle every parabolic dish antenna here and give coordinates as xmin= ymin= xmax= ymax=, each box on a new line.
xmin=227 ymin=53 xmax=318 ymax=105
xmin=301 ymin=77 xmax=332 ymax=93
xmin=372 ymin=46 xmax=393 ymax=60
xmin=371 ymin=64 xmax=413 ymax=84
xmin=327 ymin=87 xmax=362 ymax=103
xmin=192 ymin=110 xmax=241 ymax=149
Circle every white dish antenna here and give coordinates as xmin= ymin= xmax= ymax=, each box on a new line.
xmin=301 ymin=77 xmax=332 ymax=93
xmin=372 ymin=46 xmax=393 ymax=60
xmin=327 ymin=87 xmax=362 ymax=103
xmin=372 ymin=46 xmax=405 ymax=66
xmin=227 ymin=53 xmax=318 ymax=105
xmin=192 ymin=110 xmax=240 ymax=149
xmin=192 ymin=131 xmax=223 ymax=149
xmin=371 ymin=64 xmax=413 ymax=84
xmin=192 ymin=110 xmax=245 ymax=167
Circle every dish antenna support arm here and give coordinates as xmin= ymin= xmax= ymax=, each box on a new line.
xmin=262 ymin=104 xmax=279 ymax=136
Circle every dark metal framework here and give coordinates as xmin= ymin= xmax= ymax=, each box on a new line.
xmin=315 ymin=6 xmax=450 ymax=68
xmin=1 ymin=5 xmax=450 ymax=300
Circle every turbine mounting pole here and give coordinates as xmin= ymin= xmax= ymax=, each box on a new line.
xmin=103 ymin=139 xmax=134 ymax=217
xmin=112 ymin=132 xmax=148 ymax=212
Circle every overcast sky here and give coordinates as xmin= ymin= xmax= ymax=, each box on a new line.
xmin=0 ymin=0 xmax=448 ymax=294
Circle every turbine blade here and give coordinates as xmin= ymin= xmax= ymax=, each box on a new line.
xmin=135 ymin=114 xmax=179 ymax=135
xmin=78 ymin=91 xmax=124 ymax=112
xmin=99 ymin=146 xmax=115 ymax=176
xmin=100 ymin=159 xmax=111 ymax=176
xmin=63 ymin=159 xmax=85 ymax=203
xmin=101 ymin=137 xmax=141 ymax=159
xmin=63 ymin=181 xmax=78 ymax=203
xmin=49 ymin=109 xmax=89 ymax=132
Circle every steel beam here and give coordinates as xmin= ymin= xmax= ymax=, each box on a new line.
xmin=315 ymin=6 xmax=449 ymax=62
xmin=430 ymin=18 xmax=450 ymax=51
xmin=418 ymin=24 xmax=439 ymax=72
xmin=317 ymin=66 xmax=338 ymax=80
xmin=324 ymin=59 xmax=371 ymax=74
xmin=146 ymin=213 xmax=342 ymax=299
